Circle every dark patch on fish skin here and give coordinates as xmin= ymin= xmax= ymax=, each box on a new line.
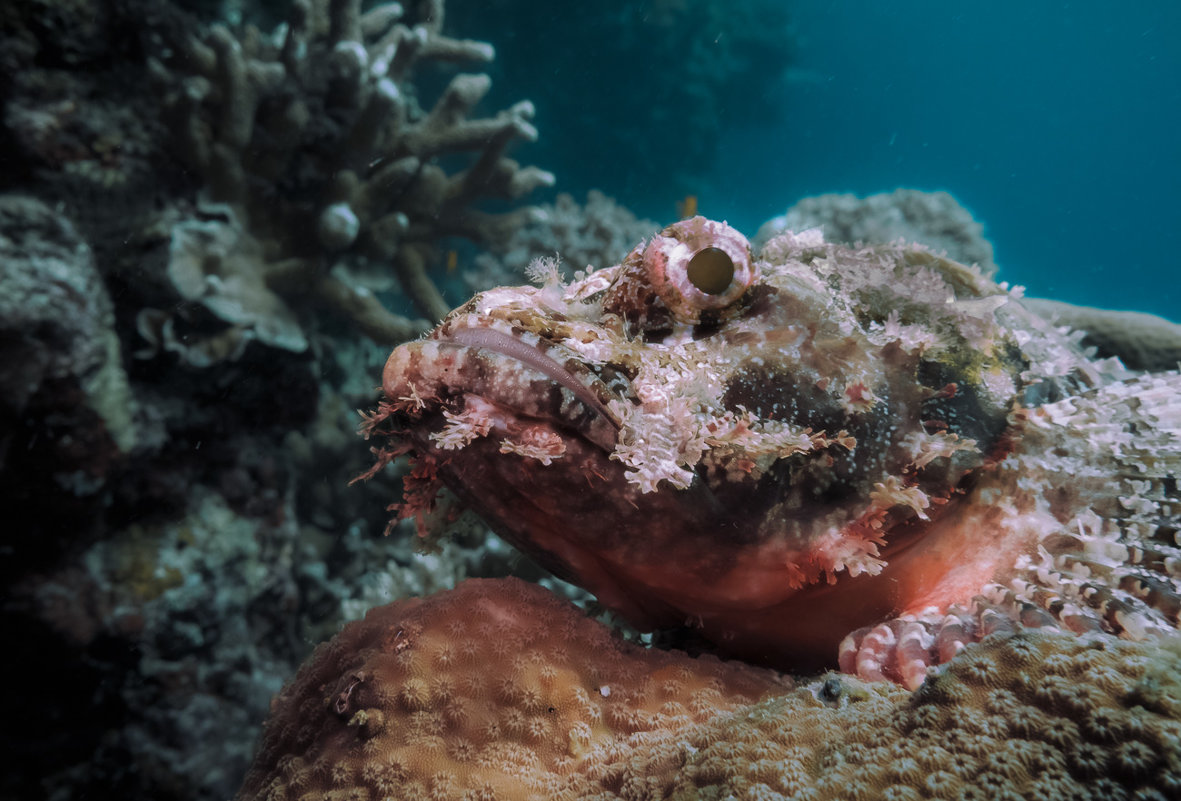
xmin=714 ymin=367 xmax=903 ymax=537
xmin=723 ymin=452 xmax=864 ymax=540
xmin=593 ymin=364 xmax=635 ymax=398
xmin=723 ymin=366 xmax=845 ymax=433
xmin=744 ymin=283 xmax=786 ymax=316
xmin=640 ymin=326 xmax=673 ymax=344
xmin=689 ymin=286 xmax=762 ymax=333
xmin=917 ymin=358 xmax=1011 ymax=453
xmin=721 ymin=359 xmax=900 ymax=484
xmin=535 ymin=381 xmax=608 ymax=436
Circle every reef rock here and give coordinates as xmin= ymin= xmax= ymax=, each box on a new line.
xmin=1025 ymin=297 xmax=1181 ymax=373
xmin=0 ymin=194 xmax=136 ymax=570
xmin=755 ymin=188 xmax=997 ymax=276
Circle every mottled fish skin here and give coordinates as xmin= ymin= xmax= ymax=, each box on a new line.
xmin=362 ymin=217 xmax=1181 ymax=686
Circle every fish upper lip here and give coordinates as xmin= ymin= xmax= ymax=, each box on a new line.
xmin=438 ymin=318 xmax=623 ymax=430
xmin=381 ymin=313 xmax=628 ymax=453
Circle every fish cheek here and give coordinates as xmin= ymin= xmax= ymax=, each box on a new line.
xmin=917 ymin=357 xmax=1016 ymax=454
xmin=722 ymin=365 xmax=847 ymax=433
xmin=720 ymin=363 xmax=897 ymax=486
xmin=433 ymin=435 xmax=734 ymax=613
xmin=718 ymin=365 xmax=892 ymax=525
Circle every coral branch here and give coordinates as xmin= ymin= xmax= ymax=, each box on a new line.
xmin=149 ymin=0 xmax=550 ymax=356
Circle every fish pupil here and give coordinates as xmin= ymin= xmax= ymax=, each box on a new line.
xmin=686 ymin=247 xmax=734 ymax=295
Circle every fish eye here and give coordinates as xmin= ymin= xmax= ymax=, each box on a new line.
xmin=611 ymin=217 xmax=759 ymax=328
xmin=645 ymin=217 xmax=757 ymax=324
xmin=686 ymin=247 xmax=735 ymax=295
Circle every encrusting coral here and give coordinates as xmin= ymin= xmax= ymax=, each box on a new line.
xmin=146 ymin=0 xmax=554 ymax=354
xmin=612 ymin=627 xmax=1181 ymax=800
xmin=238 ymin=578 xmax=1181 ymax=800
xmin=1024 ymin=297 xmax=1181 ymax=373
xmin=236 ymin=577 xmax=787 ymax=801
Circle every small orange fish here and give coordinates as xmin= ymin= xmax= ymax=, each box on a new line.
xmin=445 ymin=249 xmax=459 ymax=274
xmin=677 ymin=194 xmax=697 ymax=219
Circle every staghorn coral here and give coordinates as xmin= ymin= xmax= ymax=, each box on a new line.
xmin=146 ymin=0 xmax=554 ymax=354
xmin=239 ymin=579 xmax=1181 ymax=800
xmin=236 ymin=577 xmax=786 ymax=801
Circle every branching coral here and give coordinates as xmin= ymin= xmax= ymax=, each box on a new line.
xmin=238 ymin=578 xmax=1181 ymax=800
xmin=146 ymin=0 xmax=554 ymax=355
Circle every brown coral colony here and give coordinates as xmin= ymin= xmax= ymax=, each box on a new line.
xmin=238 ymin=580 xmax=1181 ymax=800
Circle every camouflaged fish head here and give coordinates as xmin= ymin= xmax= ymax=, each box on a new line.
xmin=361 ymin=217 xmax=1181 ymax=683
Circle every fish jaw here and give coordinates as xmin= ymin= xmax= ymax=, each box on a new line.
xmin=690 ymin=491 xmax=1048 ymax=676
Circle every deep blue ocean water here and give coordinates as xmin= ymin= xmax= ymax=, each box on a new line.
xmin=704 ymin=1 xmax=1179 ymax=319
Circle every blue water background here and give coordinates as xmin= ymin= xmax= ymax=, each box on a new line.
xmin=704 ymin=1 xmax=1179 ymax=318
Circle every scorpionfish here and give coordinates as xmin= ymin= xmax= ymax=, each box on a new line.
xmin=361 ymin=217 xmax=1181 ymax=687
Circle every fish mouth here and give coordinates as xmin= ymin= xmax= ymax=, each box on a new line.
xmin=381 ymin=313 xmax=626 ymax=454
